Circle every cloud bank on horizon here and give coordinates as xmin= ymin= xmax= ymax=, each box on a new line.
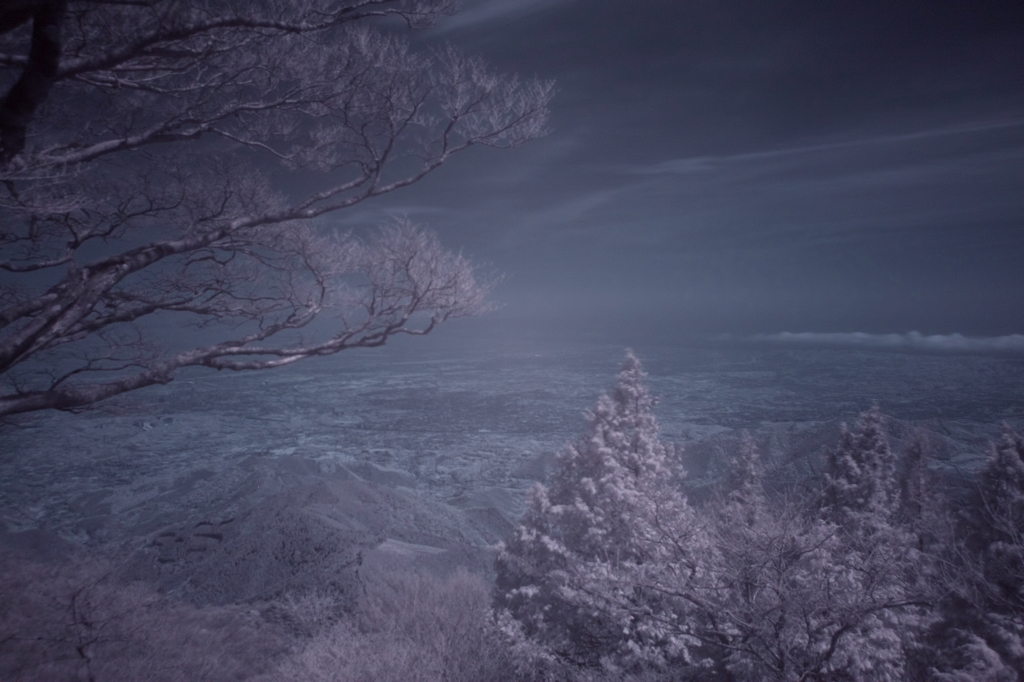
xmin=754 ymin=331 xmax=1024 ymax=353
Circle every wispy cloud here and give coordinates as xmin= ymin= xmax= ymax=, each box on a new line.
xmin=625 ymin=118 xmax=1024 ymax=177
xmin=582 ymin=115 xmax=1024 ymax=254
xmin=753 ymin=331 xmax=1024 ymax=353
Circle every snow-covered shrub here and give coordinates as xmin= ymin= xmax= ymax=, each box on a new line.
xmin=279 ymin=566 xmax=520 ymax=682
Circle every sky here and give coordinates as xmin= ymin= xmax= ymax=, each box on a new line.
xmin=344 ymin=0 xmax=1024 ymax=341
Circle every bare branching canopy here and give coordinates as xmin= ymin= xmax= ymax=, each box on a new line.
xmin=0 ymin=0 xmax=553 ymax=416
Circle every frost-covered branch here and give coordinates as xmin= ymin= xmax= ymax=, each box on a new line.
xmin=0 ymin=0 xmax=551 ymax=417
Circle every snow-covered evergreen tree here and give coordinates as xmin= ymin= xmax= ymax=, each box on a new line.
xmin=977 ymin=428 xmax=1024 ymax=604
xmin=914 ymin=428 xmax=1024 ymax=682
xmin=821 ymin=406 xmax=899 ymax=532
xmin=966 ymin=427 xmax=1024 ymax=673
xmin=809 ymin=407 xmax=925 ymax=681
xmin=887 ymin=430 xmax=964 ymax=681
xmin=495 ymin=351 xmax=697 ymax=671
xmin=722 ymin=431 xmax=766 ymax=526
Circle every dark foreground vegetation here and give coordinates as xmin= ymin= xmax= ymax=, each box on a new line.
xmin=2 ymin=353 xmax=1022 ymax=681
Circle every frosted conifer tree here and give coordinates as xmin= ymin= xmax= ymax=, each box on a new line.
xmin=822 ymin=406 xmax=899 ymax=532
xmin=495 ymin=351 xmax=697 ymax=671
xmin=722 ymin=431 xmax=766 ymax=526
xmin=808 ymin=407 xmax=923 ymax=680
xmin=977 ymin=427 xmax=1024 ymax=602
xmin=969 ymin=427 xmax=1024 ymax=672
xmin=918 ymin=428 xmax=1024 ymax=681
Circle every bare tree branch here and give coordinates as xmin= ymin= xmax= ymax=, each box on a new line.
xmin=0 ymin=0 xmax=550 ymax=417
